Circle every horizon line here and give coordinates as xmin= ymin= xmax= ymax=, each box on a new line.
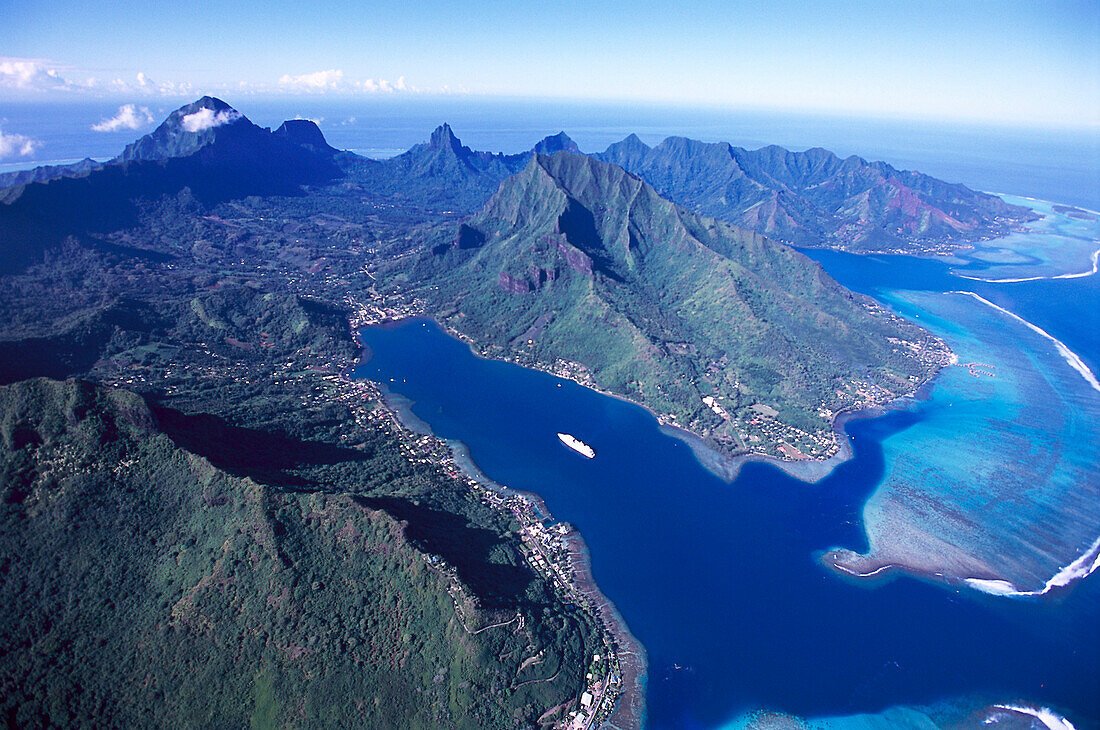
xmin=3 ymin=90 xmax=1099 ymax=135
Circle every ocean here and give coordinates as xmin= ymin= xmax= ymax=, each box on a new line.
xmin=340 ymin=104 xmax=1096 ymax=727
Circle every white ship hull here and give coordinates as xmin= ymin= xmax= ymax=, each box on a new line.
xmin=557 ymin=432 xmax=595 ymax=458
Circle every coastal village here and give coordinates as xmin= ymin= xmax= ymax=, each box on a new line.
xmin=344 ymin=296 xmax=636 ymax=728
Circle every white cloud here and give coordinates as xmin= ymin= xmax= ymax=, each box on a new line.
xmin=0 ymin=58 xmax=72 ymax=91
xmin=135 ymin=73 xmax=192 ymax=97
xmin=0 ymin=128 xmax=40 ymax=160
xmin=0 ymin=57 xmax=191 ymax=97
xmin=293 ymin=114 xmax=323 ymax=125
xmin=180 ymin=107 xmax=242 ymax=133
xmin=1 ymin=56 xmax=427 ymax=99
xmin=277 ymin=69 xmax=418 ymax=95
xmin=279 ymin=69 xmax=344 ymax=90
xmin=92 ymin=104 xmax=155 ymax=132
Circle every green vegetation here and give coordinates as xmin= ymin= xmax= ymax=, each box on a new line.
xmin=0 ymin=346 xmax=595 ymax=728
xmin=0 ymin=103 xmax=603 ymax=723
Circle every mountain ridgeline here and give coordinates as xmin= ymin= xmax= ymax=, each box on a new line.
xmin=0 ymin=100 xmax=611 ymax=728
xmin=0 ymin=97 xmax=342 ymax=273
xmin=353 ymin=123 xmax=588 ymax=213
xmin=596 ymin=135 xmax=1036 ymax=252
xmin=344 ymin=122 xmax=1034 ymax=252
xmin=418 ymin=152 xmax=945 ymax=455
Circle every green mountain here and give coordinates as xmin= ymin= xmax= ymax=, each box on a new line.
xmin=597 ymin=136 xmax=1036 ymax=252
xmin=417 ymin=152 xmax=945 ymax=457
xmin=0 ymin=100 xmax=985 ymax=726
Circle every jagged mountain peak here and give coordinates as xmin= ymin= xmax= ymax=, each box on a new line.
xmin=533 ymin=132 xmax=580 ymax=156
xmin=428 ymin=123 xmax=468 ymax=155
xmin=534 ymin=151 xmax=644 ymax=204
xmin=466 ymin=151 xmax=738 ymax=282
xmin=472 ymin=152 xmax=648 ymax=233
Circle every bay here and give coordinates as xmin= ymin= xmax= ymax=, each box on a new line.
xmin=351 ymin=192 xmax=1100 ymax=729
xmin=6 ymin=95 xmax=1098 ymax=727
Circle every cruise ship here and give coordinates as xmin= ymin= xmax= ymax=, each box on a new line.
xmin=557 ymin=433 xmax=595 ymax=458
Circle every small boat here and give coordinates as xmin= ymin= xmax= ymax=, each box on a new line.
xmin=557 ymin=432 xmax=595 ymax=458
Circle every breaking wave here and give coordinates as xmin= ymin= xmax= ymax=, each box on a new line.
xmin=965 ymin=534 xmax=1100 ymax=598
xmin=955 ymin=248 xmax=1100 ymax=283
xmin=988 ymin=704 xmax=1077 ymax=730
xmin=951 ymin=291 xmax=1100 ymax=393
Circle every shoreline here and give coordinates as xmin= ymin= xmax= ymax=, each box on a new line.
xmin=417 ymin=316 xmax=946 ymax=488
xmin=352 ymin=329 xmax=648 ymax=730
xmin=662 ymin=388 xmax=941 ymax=485
xmin=946 ymin=195 xmax=1100 ymax=283
xmin=815 ymin=290 xmax=1100 ymax=599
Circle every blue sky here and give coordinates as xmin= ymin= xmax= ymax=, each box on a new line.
xmin=1 ymin=0 xmax=1097 ymax=128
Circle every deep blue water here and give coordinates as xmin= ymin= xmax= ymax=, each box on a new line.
xmin=354 ymin=299 xmax=1099 ymax=728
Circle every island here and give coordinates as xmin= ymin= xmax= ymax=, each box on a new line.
xmin=0 ymin=96 xmax=1081 ymax=728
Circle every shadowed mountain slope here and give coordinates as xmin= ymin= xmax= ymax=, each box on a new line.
xmin=0 ymin=97 xmax=341 ymax=273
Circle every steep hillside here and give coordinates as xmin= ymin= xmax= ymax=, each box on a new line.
xmin=354 ymin=126 xmax=587 ymax=215
xmin=416 ymin=153 xmax=947 ymax=458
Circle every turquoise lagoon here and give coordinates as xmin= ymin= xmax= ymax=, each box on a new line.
xmin=807 ymin=200 xmax=1100 ymax=594
xmin=354 ymin=194 xmax=1100 ymax=727
xmin=821 ymin=287 xmax=1100 ymax=592
xmin=947 ymin=196 xmax=1100 ymax=283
